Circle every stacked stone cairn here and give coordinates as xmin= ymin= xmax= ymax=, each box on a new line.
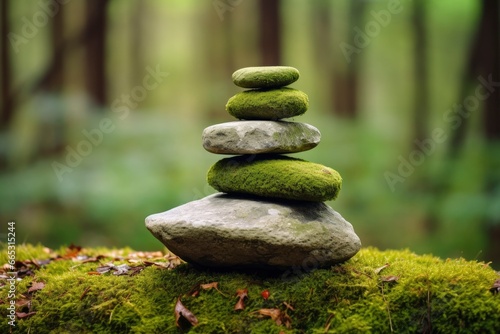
xmin=146 ymin=66 xmax=361 ymax=270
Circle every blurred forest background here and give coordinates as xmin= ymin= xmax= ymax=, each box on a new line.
xmin=1 ymin=0 xmax=499 ymax=266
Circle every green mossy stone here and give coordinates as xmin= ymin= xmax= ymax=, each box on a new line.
xmin=207 ymin=155 xmax=342 ymax=201
xmin=226 ymin=88 xmax=309 ymax=120
xmin=232 ymin=66 xmax=300 ymax=88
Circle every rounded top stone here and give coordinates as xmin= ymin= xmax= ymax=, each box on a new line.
xmin=232 ymin=66 xmax=300 ymax=88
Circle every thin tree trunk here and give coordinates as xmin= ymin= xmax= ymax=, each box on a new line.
xmin=130 ymin=1 xmax=144 ymax=86
xmin=412 ymin=0 xmax=428 ymax=148
xmin=478 ymin=0 xmax=500 ymax=263
xmin=1 ymin=0 xmax=12 ymax=130
xmin=85 ymin=0 xmax=109 ymax=106
xmin=258 ymin=0 xmax=281 ymax=65
xmin=333 ymin=1 xmax=364 ymax=118
xmin=0 ymin=0 xmax=12 ymax=169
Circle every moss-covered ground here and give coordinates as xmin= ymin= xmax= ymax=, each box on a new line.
xmin=1 ymin=244 xmax=499 ymax=333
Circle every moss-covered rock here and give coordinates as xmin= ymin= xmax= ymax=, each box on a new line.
xmin=232 ymin=66 xmax=300 ymax=89
xmin=1 ymin=244 xmax=499 ymax=333
xmin=226 ymin=88 xmax=309 ymax=120
xmin=207 ymin=155 xmax=342 ymax=201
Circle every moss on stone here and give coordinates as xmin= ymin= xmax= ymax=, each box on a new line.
xmin=206 ymin=155 xmax=342 ymax=202
xmin=226 ymin=88 xmax=309 ymax=120
xmin=1 ymin=244 xmax=499 ymax=333
xmin=232 ymin=66 xmax=300 ymax=89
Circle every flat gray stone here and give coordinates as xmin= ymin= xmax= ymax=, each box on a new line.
xmin=202 ymin=121 xmax=321 ymax=154
xmin=145 ymin=193 xmax=361 ymax=270
xmin=232 ymin=66 xmax=300 ymax=89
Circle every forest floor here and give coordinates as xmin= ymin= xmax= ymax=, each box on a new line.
xmin=1 ymin=244 xmax=499 ymax=333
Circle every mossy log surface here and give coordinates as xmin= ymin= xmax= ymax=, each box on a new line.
xmin=1 ymin=244 xmax=499 ymax=333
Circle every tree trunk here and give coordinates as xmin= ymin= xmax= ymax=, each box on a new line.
xmin=478 ymin=0 xmax=500 ymax=263
xmin=412 ymin=0 xmax=428 ymax=148
xmin=332 ymin=1 xmax=365 ymax=118
xmin=85 ymin=0 xmax=109 ymax=106
xmin=442 ymin=0 xmax=500 ymax=263
xmin=0 ymin=0 xmax=11 ymax=169
xmin=1 ymin=0 xmax=12 ymax=131
xmin=258 ymin=0 xmax=281 ymax=65
xmin=130 ymin=1 xmax=144 ymax=86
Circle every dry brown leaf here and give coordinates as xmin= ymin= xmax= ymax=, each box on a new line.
xmin=200 ymin=282 xmax=219 ymax=290
xmin=257 ymin=308 xmax=292 ymax=328
xmin=62 ymin=244 xmax=82 ymax=259
xmin=380 ymin=275 xmax=400 ymax=282
xmin=234 ymin=288 xmax=248 ymax=311
xmin=174 ymin=297 xmax=198 ymax=328
xmin=374 ymin=263 xmax=390 ymax=274
xmin=16 ymin=311 xmax=36 ymax=319
xmin=15 ymin=298 xmax=30 ymax=308
xmin=27 ymin=282 xmax=45 ymax=293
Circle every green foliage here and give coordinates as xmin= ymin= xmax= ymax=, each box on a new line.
xmin=1 ymin=244 xmax=499 ymax=333
xmin=207 ymin=155 xmax=342 ymax=201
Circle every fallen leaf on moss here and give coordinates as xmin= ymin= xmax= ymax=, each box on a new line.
xmin=27 ymin=281 xmax=45 ymax=293
xmin=95 ymin=263 xmax=113 ymax=274
xmin=256 ymin=308 xmax=292 ymax=328
xmin=62 ymin=244 xmax=82 ymax=259
xmin=94 ymin=263 xmax=131 ymax=275
xmin=234 ymin=288 xmax=248 ymax=311
xmin=380 ymin=275 xmax=400 ymax=283
xmin=188 ymin=281 xmax=221 ymax=297
xmin=174 ymin=297 xmax=198 ymax=328
xmin=79 ymin=255 xmax=106 ymax=263
xmin=113 ymin=264 xmax=131 ymax=276
xmin=16 ymin=311 xmax=36 ymax=319
xmin=200 ymin=282 xmax=219 ymax=290
xmin=15 ymin=297 xmax=30 ymax=308
xmin=374 ymin=263 xmax=390 ymax=274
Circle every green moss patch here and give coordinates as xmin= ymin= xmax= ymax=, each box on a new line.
xmin=226 ymin=87 xmax=309 ymax=120
xmin=1 ymin=244 xmax=499 ymax=333
xmin=232 ymin=66 xmax=300 ymax=89
xmin=207 ymin=155 xmax=342 ymax=201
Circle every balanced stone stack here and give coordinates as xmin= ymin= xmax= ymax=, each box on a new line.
xmin=146 ymin=66 xmax=361 ymax=270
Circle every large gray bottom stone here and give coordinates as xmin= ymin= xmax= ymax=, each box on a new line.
xmin=145 ymin=193 xmax=361 ymax=270
xmin=202 ymin=121 xmax=320 ymax=154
